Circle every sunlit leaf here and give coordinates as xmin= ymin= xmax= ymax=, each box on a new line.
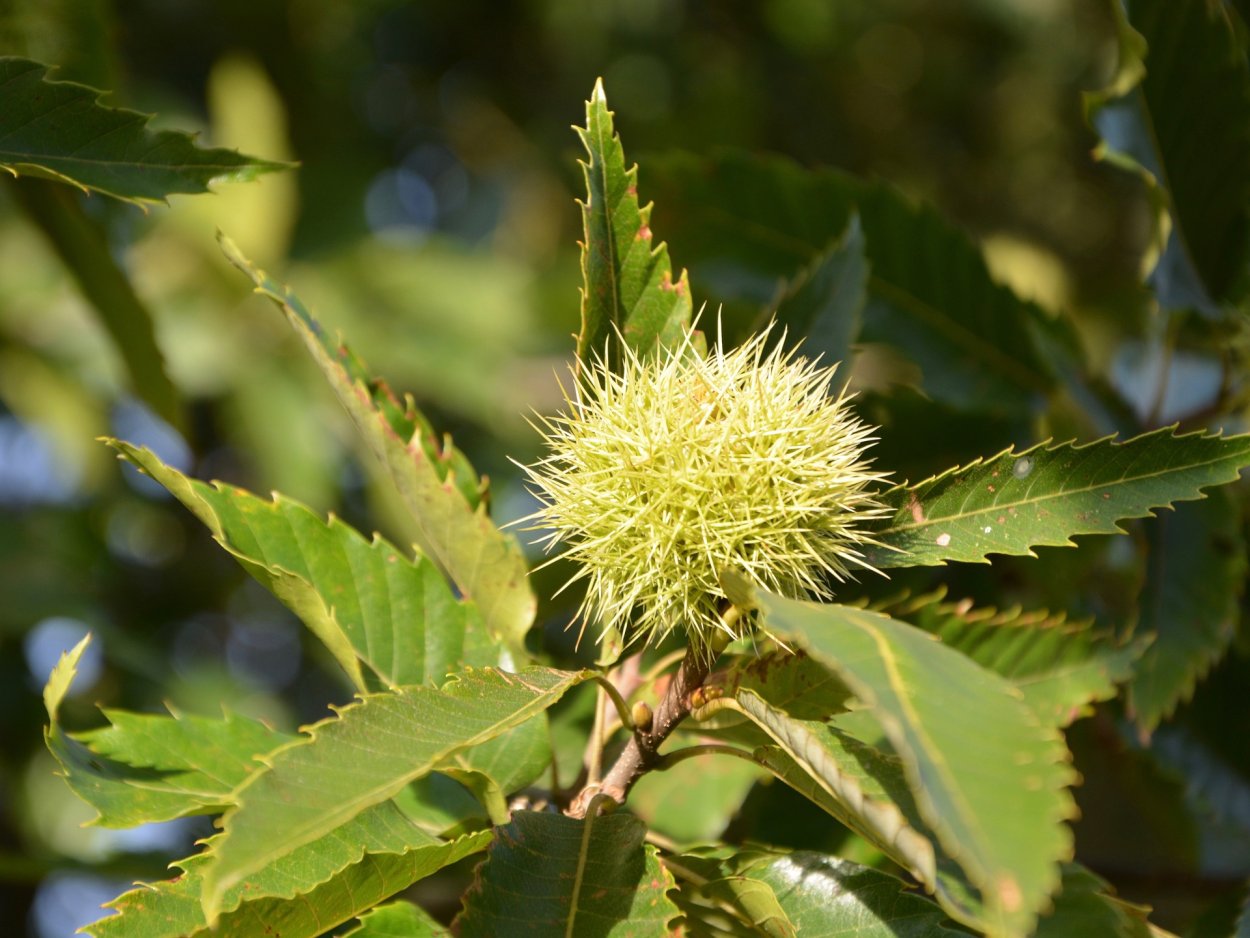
xmin=86 ymin=825 xmax=489 ymax=938
xmin=729 ymin=582 xmax=1077 ymax=936
xmin=43 ymin=633 xmax=289 ymax=826
xmin=340 ymin=900 xmax=447 ymax=937
xmin=439 ymin=714 xmax=553 ymax=823
xmin=885 ymin=590 xmax=1145 ymax=726
xmin=698 ymin=688 xmax=984 ymax=929
xmin=0 ymin=57 xmax=288 ymax=204
xmin=201 ymin=667 xmax=591 ymax=918
xmin=674 ymin=848 xmax=969 ymax=938
xmin=862 ymin=427 xmax=1250 ymax=568
xmin=645 ymin=149 xmax=1052 ymax=413
xmin=42 ymin=632 xmax=88 ymax=722
xmin=55 ymin=708 xmax=292 ymax=828
xmin=576 ymin=79 xmax=694 ymax=368
xmin=629 ymin=749 xmax=765 ymax=845
xmin=454 ymin=810 xmax=680 ymax=936
xmin=220 ymin=236 xmax=535 ymax=654
xmin=111 ymin=440 xmax=492 ymax=692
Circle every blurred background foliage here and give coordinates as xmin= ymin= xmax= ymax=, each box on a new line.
xmin=1 ymin=0 xmax=1245 ymax=935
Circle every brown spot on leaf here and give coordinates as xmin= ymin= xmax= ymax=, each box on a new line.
xmin=908 ymin=492 xmax=925 ymax=524
xmin=996 ymin=874 xmax=1023 ymax=912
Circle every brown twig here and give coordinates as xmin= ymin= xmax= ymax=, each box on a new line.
xmin=566 ymin=642 xmax=713 ymax=818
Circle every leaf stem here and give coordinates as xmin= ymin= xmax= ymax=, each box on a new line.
xmin=590 ymin=672 xmax=637 ymax=731
xmin=650 ymin=742 xmax=759 ymax=772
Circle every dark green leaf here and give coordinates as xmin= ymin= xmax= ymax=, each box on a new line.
xmin=200 ymin=667 xmax=591 ymax=918
xmin=1086 ymin=0 xmax=1250 ymax=309
xmin=0 ymin=57 xmax=288 ymax=204
xmin=645 ymin=149 xmax=1052 ymax=413
xmin=858 ymin=387 xmax=1036 ymax=491
xmin=1152 ymin=725 xmax=1250 ymax=841
xmin=740 ymin=850 xmax=967 ymax=937
xmin=1067 ymin=718 xmax=1199 ymax=880
xmin=731 ymin=583 xmax=1077 ymax=936
xmin=576 ymin=79 xmax=694 ymax=367
xmin=111 ymin=440 xmax=493 ymax=692
xmin=667 ymin=849 xmax=795 ymax=938
xmin=219 ymin=235 xmax=535 ymax=653
xmin=1130 ymin=488 xmax=1246 ymax=731
xmin=454 ymin=810 xmax=679 ymax=937
xmin=1032 ymin=864 xmax=1153 ymax=938
xmin=768 ymin=214 xmax=866 ymax=374
xmin=710 ymin=650 xmax=854 ymax=725
xmin=862 ymin=427 xmax=1250 ymax=568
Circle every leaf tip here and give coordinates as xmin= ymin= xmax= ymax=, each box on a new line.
xmin=44 ymin=632 xmax=92 ymax=721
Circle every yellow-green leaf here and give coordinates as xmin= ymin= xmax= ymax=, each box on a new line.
xmin=219 ymin=235 xmax=535 ymax=654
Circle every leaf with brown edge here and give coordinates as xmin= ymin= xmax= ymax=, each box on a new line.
xmin=219 ymin=234 xmax=535 ymax=653
xmin=576 ymin=79 xmax=696 ymax=370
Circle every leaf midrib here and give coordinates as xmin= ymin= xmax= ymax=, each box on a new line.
xmin=0 ymin=149 xmax=252 ymax=173
xmin=880 ymin=442 xmax=1243 ymax=536
xmin=850 ymin=621 xmax=994 ymax=884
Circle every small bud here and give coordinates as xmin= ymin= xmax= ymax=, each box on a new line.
xmin=631 ymin=700 xmax=654 ymax=731
xmin=689 ymin=685 xmax=724 ymax=710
